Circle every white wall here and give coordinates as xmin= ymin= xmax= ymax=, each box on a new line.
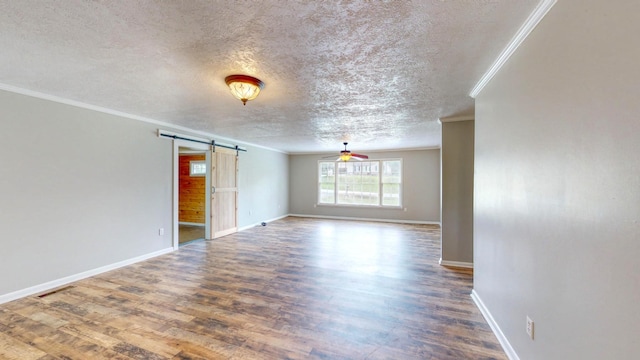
xmin=0 ymin=89 xmax=173 ymax=300
xmin=289 ymin=149 xmax=440 ymax=223
xmin=474 ymin=1 xmax=640 ymax=359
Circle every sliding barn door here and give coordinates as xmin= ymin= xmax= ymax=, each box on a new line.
xmin=210 ymin=147 xmax=238 ymax=238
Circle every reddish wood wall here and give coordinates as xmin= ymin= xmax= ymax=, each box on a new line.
xmin=179 ymin=154 xmax=206 ymax=223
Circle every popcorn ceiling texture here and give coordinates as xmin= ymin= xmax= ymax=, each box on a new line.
xmin=0 ymin=0 xmax=538 ymax=152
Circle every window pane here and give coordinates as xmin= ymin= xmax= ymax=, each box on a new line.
xmin=318 ymin=162 xmax=335 ymax=204
xmin=319 ymin=162 xmax=335 ymax=182
xmin=382 ymin=183 xmax=400 ymax=206
xmin=319 ymin=159 xmax=399 ymax=207
xmin=336 ymin=176 xmax=350 ymax=204
xmin=382 ymin=160 xmax=401 ymax=182
xmin=361 ymin=182 xmax=380 ymax=205
xmin=190 ymin=161 xmax=206 ymax=176
xmin=381 ymin=160 xmax=401 ymax=206
xmin=319 ymin=183 xmax=335 ymax=203
xmin=337 ymin=162 xmax=353 ymax=205
xmin=337 ymin=161 xmax=380 ymax=206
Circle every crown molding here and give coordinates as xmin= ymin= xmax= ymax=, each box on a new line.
xmin=469 ymin=0 xmax=557 ymax=98
xmin=0 ymin=82 xmax=286 ymax=154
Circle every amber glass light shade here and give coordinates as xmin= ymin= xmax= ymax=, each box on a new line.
xmin=225 ymin=75 xmax=264 ymax=105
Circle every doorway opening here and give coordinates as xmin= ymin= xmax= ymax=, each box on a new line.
xmin=172 ymin=140 xmax=211 ymax=249
xmin=169 ymin=134 xmax=240 ymax=248
xmin=178 ymin=148 xmax=207 ymax=245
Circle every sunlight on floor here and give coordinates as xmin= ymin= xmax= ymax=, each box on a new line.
xmin=315 ymin=222 xmax=407 ymax=277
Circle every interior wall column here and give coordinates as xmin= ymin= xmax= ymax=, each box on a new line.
xmin=440 ymin=116 xmax=475 ymax=268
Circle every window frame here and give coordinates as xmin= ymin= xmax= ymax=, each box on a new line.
xmin=317 ymin=158 xmax=403 ymax=208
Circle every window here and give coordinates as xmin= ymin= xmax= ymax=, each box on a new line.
xmin=190 ymin=161 xmax=206 ymax=176
xmin=318 ymin=162 xmax=335 ymax=203
xmin=381 ymin=160 xmax=401 ymax=206
xmin=318 ymin=159 xmax=402 ymax=207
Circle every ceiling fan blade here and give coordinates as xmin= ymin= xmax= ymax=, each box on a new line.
xmin=324 ymin=144 xmax=368 ymax=162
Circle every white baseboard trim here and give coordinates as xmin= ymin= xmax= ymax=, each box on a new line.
xmin=238 ymin=214 xmax=290 ymax=232
xmin=288 ymin=214 xmax=441 ymax=226
xmin=178 ymin=222 xmax=205 ymax=227
xmin=439 ymin=258 xmax=474 ymax=269
xmin=0 ymin=247 xmax=174 ymax=305
xmin=471 ymin=289 xmax=520 ymax=360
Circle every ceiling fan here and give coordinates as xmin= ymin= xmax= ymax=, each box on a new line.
xmin=323 ymin=142 xmax=369 ymax=162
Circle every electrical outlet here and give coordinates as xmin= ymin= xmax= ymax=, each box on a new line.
xmin=159 ymin=228 xmax=164 ymax=236
xmin=526 ymin=316 xmax=534 ymax=340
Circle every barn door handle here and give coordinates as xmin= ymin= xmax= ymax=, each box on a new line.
xmin=212 ymin=186 xmax=216 ymax=194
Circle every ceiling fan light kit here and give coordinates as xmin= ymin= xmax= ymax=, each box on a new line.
xmin=225 ymin=74 xmax=264 ymax=105
xmin=324 ymin=142 xmax=369 ymax=162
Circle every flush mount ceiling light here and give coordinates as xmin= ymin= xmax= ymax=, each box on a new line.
xmin=224 ymin=74 xmax=265 ymax=105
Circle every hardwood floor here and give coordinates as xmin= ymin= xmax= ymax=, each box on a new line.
xmin=0 ymin=217 xmax=506 ymax=359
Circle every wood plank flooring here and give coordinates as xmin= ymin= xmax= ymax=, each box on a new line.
xmin=0 ymin=217 xmax=506 ymax=359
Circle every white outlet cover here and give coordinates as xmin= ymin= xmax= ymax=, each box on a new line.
xmin=526 ymin=316 xmax=534 ymax=340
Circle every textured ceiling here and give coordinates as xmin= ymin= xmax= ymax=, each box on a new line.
xmin=0 ymin=0 xmax=539 ymax=153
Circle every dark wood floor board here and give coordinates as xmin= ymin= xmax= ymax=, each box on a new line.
xmin=0 ymin=217 xmax=506 ymax=359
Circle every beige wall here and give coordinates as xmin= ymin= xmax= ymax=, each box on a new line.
xmin=0 ymin=88 xmax=291 ymax=301
xmin=441 ymin=120 xmax=474 ymax=265
xmin=237 ymin=144 xmax=289 ymax=228
xmin=289 ymin=149 xmax=440 ymax=223
xmin=0 ymin=89 xmax=173 ymax=299
xmin=474 ymin=0 xmax=640 ymax=358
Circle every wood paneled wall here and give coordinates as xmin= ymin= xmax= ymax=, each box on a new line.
xmin=179 ymin=154 xmax=206 ymax=224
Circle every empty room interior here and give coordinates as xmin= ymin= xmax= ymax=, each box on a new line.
xmin=0 ymin=1 xmax=638 ymax=359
